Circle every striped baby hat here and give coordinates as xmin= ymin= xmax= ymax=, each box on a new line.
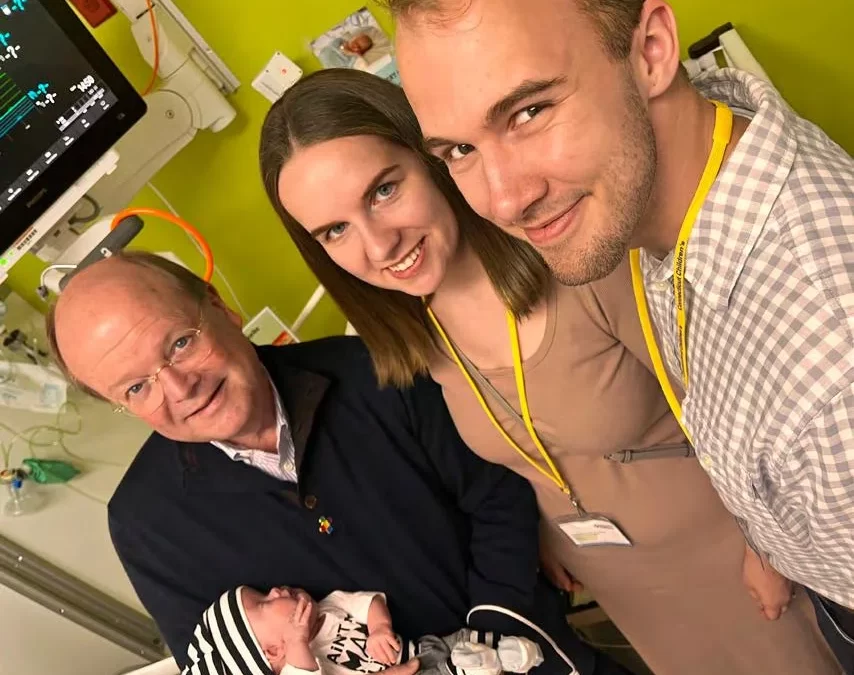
xmin=181 ymin=587 xmax=275 ymax=675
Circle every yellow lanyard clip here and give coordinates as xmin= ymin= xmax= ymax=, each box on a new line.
xmin=426 ymin=305 xmax=574 ymax=500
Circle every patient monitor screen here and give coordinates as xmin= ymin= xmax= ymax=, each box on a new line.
xmin=0 ymin=0 xmax=121 ymax=218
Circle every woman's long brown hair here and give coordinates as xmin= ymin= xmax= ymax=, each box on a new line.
xmin=260 ymin=69 xmax=549 ymax=387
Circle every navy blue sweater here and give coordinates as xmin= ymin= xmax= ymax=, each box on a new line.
xmin=108 ymin=338 xmax=541 ymax=665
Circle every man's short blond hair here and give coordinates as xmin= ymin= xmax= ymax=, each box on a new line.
xmin=382 ymin=0 xmax=644 ymax=59
xmin=46 ymin=251 xmax=209 ymax=400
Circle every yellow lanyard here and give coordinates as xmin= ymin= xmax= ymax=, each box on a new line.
xmin=426 ymin=306 xmax=579 ymax=506
xmin=628 ymin=100 xmax=733 ymax=443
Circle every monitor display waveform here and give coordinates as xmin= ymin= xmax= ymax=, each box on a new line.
xmin=0 ymin=0 xmax=121 ymax=216
xmin=0 ymin=71 xmax=34 ymax=140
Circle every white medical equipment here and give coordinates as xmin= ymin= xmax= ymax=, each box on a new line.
xmin=0 ymin=0 xmax=238 ymax=290
xmin=683 ymin=23 xmax=773 ymax=85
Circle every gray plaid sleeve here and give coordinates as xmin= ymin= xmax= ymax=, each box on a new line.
xmin=789 ymin=382 xmax=854 ymax=533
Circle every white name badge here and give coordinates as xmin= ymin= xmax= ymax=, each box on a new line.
xmin=556 ymin=514 xmax=632 ymax=548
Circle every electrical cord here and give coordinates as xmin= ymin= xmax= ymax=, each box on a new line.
xmin=0 ymin=400 xmax=125 ymax=507
xmin=38 ymin=264 xmax=77 ymax=294
xmin=140 ymin=0 xmax=160 ymax=96
xmin=0 ymin=400 xmax=124 ymax=472
xmin=146 ymin=181 xmax=252 ymax=320
xmin=467 ymin=604 xmax=580 ymax=674
xmin=67 ymin=194 xmax=102 ymax=226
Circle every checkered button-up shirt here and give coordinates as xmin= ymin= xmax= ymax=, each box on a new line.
xmin=640 ymin=68 xmax=854 ymax=607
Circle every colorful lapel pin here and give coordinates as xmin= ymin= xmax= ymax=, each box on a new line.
xmin=318 ymin=516 xmax=334 ymax=535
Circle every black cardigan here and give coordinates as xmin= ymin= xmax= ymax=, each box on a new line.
xmin=109 ymin=337 xmax=543 ymax=666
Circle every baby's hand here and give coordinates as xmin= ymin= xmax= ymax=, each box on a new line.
xmin=283 ymin=595 xmax=314 ymax=646
xmin=367 ymin=626 xmax=400 ymax=665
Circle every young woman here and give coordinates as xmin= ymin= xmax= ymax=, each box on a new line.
xmin=258 ymin=69 xmax=840 ymax=675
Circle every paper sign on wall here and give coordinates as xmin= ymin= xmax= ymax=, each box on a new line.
xmin=310 ymin=7 xmax=400 ymax=85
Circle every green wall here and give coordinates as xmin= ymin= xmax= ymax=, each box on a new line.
xmin=90 ymin=1 xmax=396 ymax=339
xmin=7 ymin=1 xmax=851 ymax=338
xmin=672 ymin=0 xmax=852 ymax=154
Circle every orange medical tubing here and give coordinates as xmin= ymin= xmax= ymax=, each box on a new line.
xmin=140 ymin=0 xmax=160 ymax=96
xmin=110 ymin=206 xmax=214 ymax=282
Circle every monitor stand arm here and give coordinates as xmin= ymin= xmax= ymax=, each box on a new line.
xmin=1 ymin=0 xmax=239 ymax=289
xmin=85 ymin=89 xmax=195 ymax=217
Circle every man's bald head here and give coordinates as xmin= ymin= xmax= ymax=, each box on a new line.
xmin=48 ymin=251 xmax=208 ymax=397
xmin=46 ymin=252 xmax=270 ymax=445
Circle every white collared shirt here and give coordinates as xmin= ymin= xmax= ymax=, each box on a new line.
xmin=211 ymin=378 xmax=297 ymax=482
xmin=639 ymin=68 xmax=854 ymax=606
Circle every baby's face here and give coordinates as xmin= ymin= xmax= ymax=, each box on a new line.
xmin=242 ymin=586 xmax=315 ymax=648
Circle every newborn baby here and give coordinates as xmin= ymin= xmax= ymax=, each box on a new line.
xmin=181 ymin=585 xmax=544 ymax=675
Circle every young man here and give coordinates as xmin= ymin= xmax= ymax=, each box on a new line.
xmin=47 ymin=252 xmax=627 ymax=675
xmin=389 ymin=0 xmax=854 ymax=669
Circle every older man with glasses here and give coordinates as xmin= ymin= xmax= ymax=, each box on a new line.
xmin=46 ymin=251 xmax=627 ymax=675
